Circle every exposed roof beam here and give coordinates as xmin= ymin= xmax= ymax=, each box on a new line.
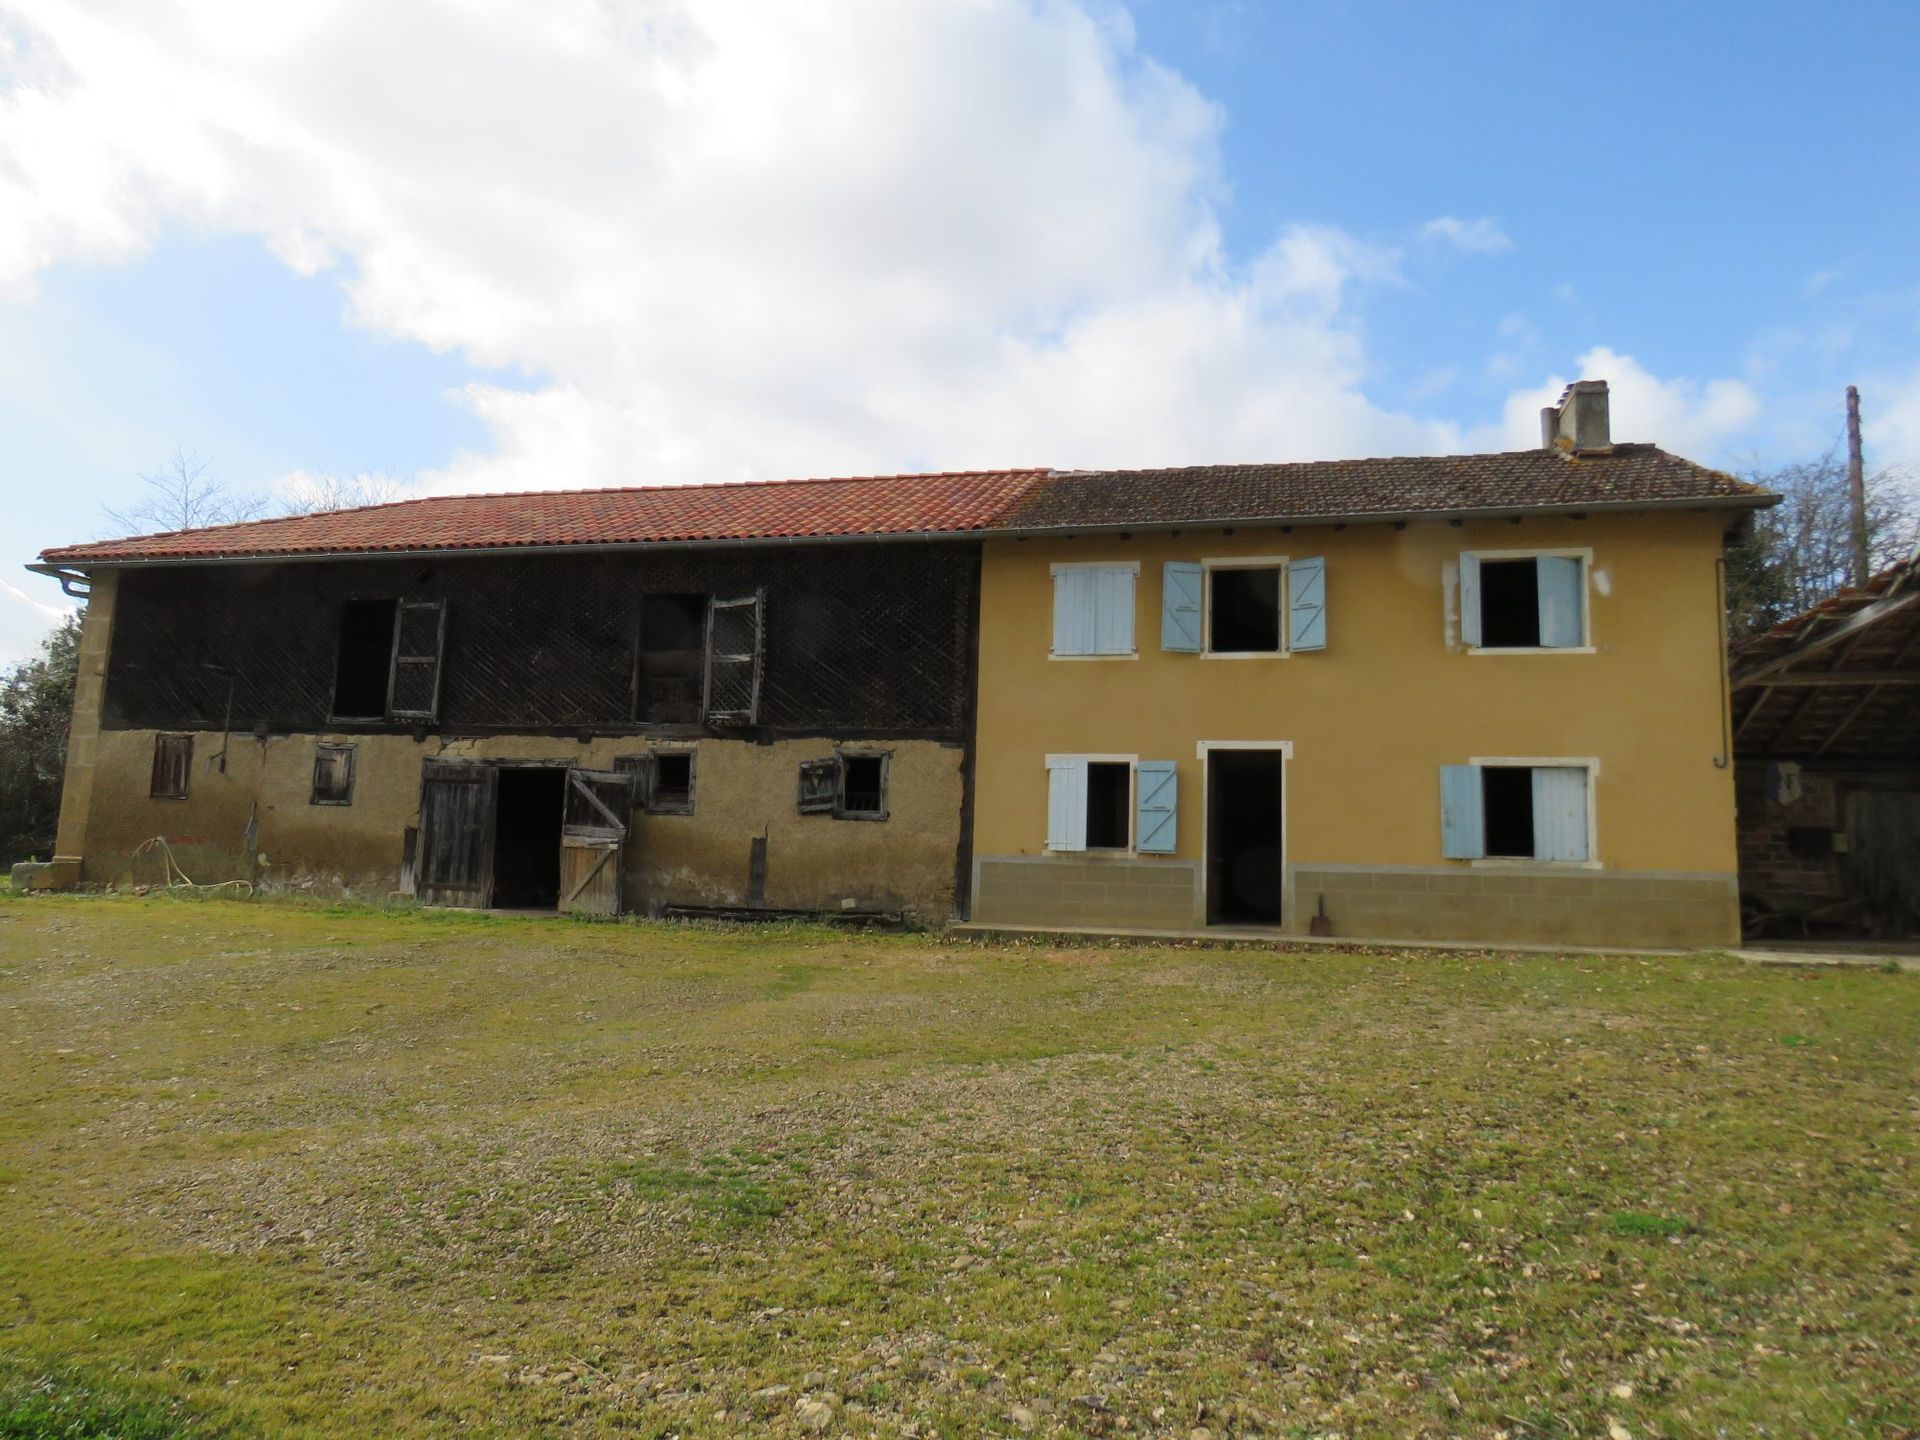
xmin=1731 ymin=590 xmax=1920 ymax=687
xmin=1755 ymin=669 xmax=1920 ymax=687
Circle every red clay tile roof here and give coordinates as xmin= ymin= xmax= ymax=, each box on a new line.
xmin=38 ymin=447 xmax=1769 ymax=566
xmin=39 ymin=469 xmax=1051 ymax=564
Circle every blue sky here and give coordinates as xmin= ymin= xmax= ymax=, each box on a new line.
xmin=2 ymin=1 xmax=1917 ymax=661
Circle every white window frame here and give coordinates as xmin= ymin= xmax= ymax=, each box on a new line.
xmin=1201 ymin=556 xmax=1292 ymax=660
xmin=1462 ymin=547 xmax=1596 ymax=655
xmin=1049 ymin=561 xmax=1140 ymax=661
xmin=1465 ymin=755 xmax=1601 ymax=868
xmin=1044 ymin=752 xmax=1139 ymax=853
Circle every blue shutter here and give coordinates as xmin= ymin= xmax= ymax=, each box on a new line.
xmin=1161 ymin=563 xmax=1202 ymax=652
xmin=1536 ymin=556 xmax=1585 ymax=648
xmin=1458 ymin=554 xmax=1482 ymax=648
xmin=1093 ymin=567 xmax=1136 ymax=655
xmin=1288 ymin=556 xmax=1327 ymax=651
xmin=1531 ymin=766 xmax=1590 ymax=861
xmin=1440 ymin=765 xmax=1485 ymax=859
xmin=1135 ymin=761 xmax=1178 ymax=853
xmin=1046 ymin=758 xmax=1088 ymax=851
xmin=1052 ymin=569 xmax=1095 ymax=656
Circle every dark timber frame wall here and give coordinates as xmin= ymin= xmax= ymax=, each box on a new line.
xmin=100 ymin=543 xmax=980 ymax=740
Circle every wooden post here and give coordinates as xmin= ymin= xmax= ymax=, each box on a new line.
xmin=1846 ymin=384 xmax=1868 ymax=586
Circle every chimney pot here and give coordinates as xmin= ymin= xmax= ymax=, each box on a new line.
xmin=1541 ymin=378 xmax=1611 ymax=455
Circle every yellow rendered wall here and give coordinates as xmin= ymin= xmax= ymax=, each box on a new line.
xmin=972 ymin=509 xmax=1738 ymax=895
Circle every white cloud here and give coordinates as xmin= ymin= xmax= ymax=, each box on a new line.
xmin=1419 ymin=216 xmax=1512 ymax=255
xmin=0 ymin=0 xmax=1478 ymax=490
xmin=1483 ymin=346 xmax=1760 ymax=461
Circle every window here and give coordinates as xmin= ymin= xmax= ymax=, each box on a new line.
xmin=635 ymin=594 xmax=707 ymax=724
xmin=1209 ymin=565 xmax=1281 ymax=653
xmin=1051 ymin=563 xmax=1137 ymax=657
xmin=332 ymin=599 xmax=397 ymax=718
xmin=1441 ymin=761 xmax=1593 ymax=863
xmin=614 ymin=749 xmax=697 ymax=815
xmin=310 ymin=743 xmax=356 ymax=805
xmin=1162 ymin=558 xmax=1326 ymax=654
xmin=652 ymin=751 xmax=695 ymax=813
xmin=705 ymin=592 xmax=763 ymax=723
xmin=796 ymin=752 xmax=890 ymax=820
xmin=1460 ymin=551 xmax=1588 ymax=650
xmin=1045 ymin=755 xmax=1150 ymax=852
xmin=150 ymin=733 xmax=192 ymax=799
xmin=330 ymin=597 xmax=448 ymax=721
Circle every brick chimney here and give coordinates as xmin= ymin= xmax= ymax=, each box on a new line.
xmin=1539 ymin=379 xmax=1611 ymax=455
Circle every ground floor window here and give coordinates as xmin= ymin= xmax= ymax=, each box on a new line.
xmin=310 ymin=743 xmax=356 ymax=805
xmin=1442 ymin=760 xmax=1593 ymax=862
xmin=1045 ymin=755 xmax=1138 ymax=852
xmin=150 ymin=733 xmax=193 ymax=799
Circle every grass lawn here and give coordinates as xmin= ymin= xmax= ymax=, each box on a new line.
xmin=0 ymin=895 xmax=1914 ymax=1438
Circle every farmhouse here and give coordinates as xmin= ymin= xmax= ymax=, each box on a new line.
xmin=30 ymin=381 xmax=1772 ymax=945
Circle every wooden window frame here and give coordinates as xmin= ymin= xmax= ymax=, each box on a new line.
xmin=1042 ymin=753 xmax=1139 ymax=854
xmin=310 ymin=742 xmax=357 ymax=806
xmin=150 ymin=733 xmax=193 ymax=800
xmin=647 ymin=746 xmax=697 ymax=816
xmin=832 ymin=748 xmax=890 ymax=822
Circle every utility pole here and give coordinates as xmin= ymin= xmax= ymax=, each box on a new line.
xmin=1846 ymin=384 xmax=1869 ymax=586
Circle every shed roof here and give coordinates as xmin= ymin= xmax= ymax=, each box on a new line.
xmin=37 ymin=444 xmax=1767 ymax=568
xmin=1730 ymin=551 xmax=1920 ymax=761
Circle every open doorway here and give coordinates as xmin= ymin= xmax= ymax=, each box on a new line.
xmin=492 ymin=766 xmax=566 ymax=910
xmin=1206 ymin=749 xmax=1285 ymax=925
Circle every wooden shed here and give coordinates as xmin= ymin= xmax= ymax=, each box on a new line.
xmin=1731 ymin=552 xmax=1920 ymax=938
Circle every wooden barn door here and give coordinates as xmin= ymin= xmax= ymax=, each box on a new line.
xmin=416 ymin=761 xmax=497 ymax=908
xmin=560 ymin=768 xmax=630 ymax=916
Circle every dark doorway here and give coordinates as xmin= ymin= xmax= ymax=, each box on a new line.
xmin=1206 ymin=749 xmax=1285 ymax=925
xmin=492 ymin=767 xmax=565 ymax=910
xmin=332 ymin=599 xmax=397 ymax=718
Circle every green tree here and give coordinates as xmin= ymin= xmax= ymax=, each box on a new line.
xmin=0 ymin=615 xmax=81 ymax=865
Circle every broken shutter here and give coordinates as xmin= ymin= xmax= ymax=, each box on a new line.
xmin=1045 ymin=757 xmax=1088 ymax=852
xmin=560 ymin=768 xmax=631 ymax=916
xmin=150 ymin=733 xmax=193 ymax=799
xmin=1160 ymin=563 xmax=1202 ymax=652
xmin=416 ymin=761 xmax=496 ymax=907
xmin=1531 ymin=766 xmax=1590 ymax=862
xmin=1458 ymin=555 xmax=1482 ymax=648
xmin=797 ymin=758 xmax=838 ymax=813
xmin=704 ymin=591 xmax=763 ymax=724
xmin=1536 ymin=556 xmax=1585 ymax=648
xmin=1135 ymin=761 xmax=1178 ymax=854
xmin=1287 ymin=556 xmax=1327 ymax=652
xmin=389 ymin=599 xmax=447 ymax=720
xmin=1440 ymin=764 xmax=1485 ymax=860
xmin=613 ymin=753 xmax=654 ymax=810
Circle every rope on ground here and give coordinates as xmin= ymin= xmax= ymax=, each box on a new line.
xmin=131 ymin=836 xmax=255 ymax=897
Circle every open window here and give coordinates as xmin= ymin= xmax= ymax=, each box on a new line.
xmin=150 ymin=733 xmax=193 ymax=799
xmin=1442 ymin=761 xmax=1593 ymax=862
xmin=330 ymin=597 xmax=447 ymax=721
xmin=1045 ymin=756 xmax=1145 ymax=852
xmin=635 ymin=594 xmax=708 ymax=723
xmin=310 ymin=743 xmax=356 ymax=805
xmin=796 ymin=751 xmax=890 ymax=820
xmin=1460 ymin=552 xmax=1588 ymax=650
xmin=616 ymin=748 xmax=697 ymax=816
xmin=1163 ymin=558 xmax=1326 ymax=654
xmin=704 ymin=592 xmax=763 ymax=724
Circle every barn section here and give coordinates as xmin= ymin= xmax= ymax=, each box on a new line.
xmin=1731 ymin=552 xmax=1920 ymax=939
xmin=31 ymin=463 xmax=1030 ymax=921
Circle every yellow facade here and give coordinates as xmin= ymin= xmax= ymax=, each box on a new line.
xmin=970 ymin=510 xmax=1742 ymax=945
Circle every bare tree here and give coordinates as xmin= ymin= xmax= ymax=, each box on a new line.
xmin=1726 ymin=449 xmax=1920 ymax=638
xmin=278 ymin=470 xmax=413 ymax=515
xmin=105 ymin=447 xmax=269 ymax=536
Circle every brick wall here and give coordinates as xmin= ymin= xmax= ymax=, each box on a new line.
xmin=1734 ymin=764 xmax=1846 ymax=907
